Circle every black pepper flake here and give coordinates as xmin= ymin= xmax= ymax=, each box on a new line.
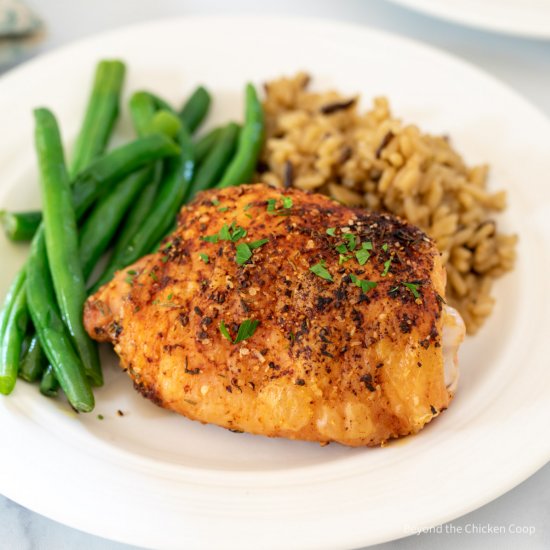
xmin=194 ymin=306 xmax=203 ymax=316
xmin=117 ymin=410 xmax=124 ymax=417
xmin=295 ymin=378 xmax=306 ymax=386
xmin=376 ymin=362 xmax=384 ymax=369
xmin=268 ymin=361 xmax=280 ymax=370
xmin=178 ymin=313 xmax=189 ymax=327
xmin=202 ymin=316 xmax=213 ymax=326
xmin=360 ymin=374 xmax=376 ymax=392
xmin=430 ymin=405 xmax=437 ymax=415
xmin=351 ymin=309 xmax=363 ymax=328
xmin=110 ymin=321 xmax=123 ymax=338
xmin=226 ymin=385 xmax=233 ymax=393
xmin=399 ymin=317 xmax=412 ymax=334
xmin=319 ymin=327 xmax=331 ymax=343
xmin=316 ymin=295 xmax=333 ymax=312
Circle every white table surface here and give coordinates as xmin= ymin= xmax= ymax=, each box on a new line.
xmin=1 ymin=1 xmax=549 ymax=549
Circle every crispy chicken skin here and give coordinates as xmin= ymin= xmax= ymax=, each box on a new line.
xmin=84 ymin=183 xmax=462 ymax=447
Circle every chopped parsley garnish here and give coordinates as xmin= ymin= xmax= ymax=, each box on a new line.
xmin=162 ymin=241 xmax=173 ymax=250
xmin=219 ymin=319 xmax=260 ymax=344
xmin=219 ymin=320 xmax=232 ymax=342
xmin=350 ymin=274 xmax=378 ymax=293
xmin=343 ymin=233 xmax=357 ymax=251
xmin=333 ymin=233 xmax=358 ymax=259
xmin=125 ymin=270 xmax=137 ymax=286
xmin=310 ymin=260 xmax=333 ymax=282
xmin=339 ymin=254 xmax=352 ymax=265
xmin=219 ymin=224 xmax=231 ymax=240
xmin=229 ymin=224 xmax=247 ymax=242
xmin=402 ymin=282 xmax=421 ymax=299
xmin=381 ymin=256 xmax=393 ymax=277
xmin=355 ymin=242 xmax=373 ymax=266
xmin=167 ymin=293 xmax=173 ymax=301
xmin=235 ymin=243 xmax=253 ymax=265
xmin=234 ymin=319 xmax=260 ymax=343
xmin=218 ymin=206 xmax=229 ymax=212
xmin=202 ymin=221 xmax=247 ymax=244
xmin=266 ymin=195 xmax=293 ymax=214
xmin=249 ymin=238 xmax=269 ymax=249
xmin=149 ymin=270 xmax=159 ymax=282
xmin=201 ymin=234 xmax=219 ymax=243
xmin=199 ymin=253 xmax=209 ymax=263
xmin=335 ymin=244 xmax=348 ymax=254
xmin=244 ymin=203 xmax=253 ymax=211
xmin=211 ymin=198 xmax=220 ymax=206
xmin=235 ymin=239 xmax=268 ymax=265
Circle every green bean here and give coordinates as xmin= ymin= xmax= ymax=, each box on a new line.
xmin=71 ymin=133 xmax=181 ymax=219
xmin=194 ymin=126 xmax=223 ymax=165
xmin=0 ymin=210 xmax=42 ymax=241
xmin=19 ymin=334 xmax=47 ymax=382
xmin=150 ymin=110 xmax=182 ymax=139
xmin=144 ymin=92 xmax=176 ymax=114
xmin=95 ymin=166 xmax=162 ymax=287
xmin=0 ymin=268 xmax=26 ymax=347
xmin=79 ymin=166 xmax=154 ymax=279
xmin=34 ymin=108 xmax=102 ymax=386
xmin=88 ymin=90 xmax=171 ymax=291
xmin=186 ymin=122 xmax=240 ymax=201
xmin=217 ymin=83 xmax=264 ymax=188
xmin=91 ymin=127 xmax=194 ymax=292
xmin=180 ymin=86 xmax=211 ymax=134
xmin=27 ymin=233 xmax=94 ymax=410
xmin=0 ymin=270 xmax=29 ymax=394
xmin=129 ymin=91 xmax=157 ymax=137
xmin=39 ymin=365 xmax=60 ymax=397
xmin=11 ymin=115 xmax=167 ymax=393
xmin=70 ymin=60 xmax=126 ymax=177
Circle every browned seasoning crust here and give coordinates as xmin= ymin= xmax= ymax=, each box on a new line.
xmin=84 ymin=183 xmax=452 ymax=447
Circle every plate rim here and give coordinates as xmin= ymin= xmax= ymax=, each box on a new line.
xmin=1 ymin=14 xmax=549 ymax=549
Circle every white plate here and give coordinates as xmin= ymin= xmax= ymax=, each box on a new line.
xmin=388 ymin=0 xmax=550 ymax=39
xmin=1 ymin=16 xmax=549 ymax=550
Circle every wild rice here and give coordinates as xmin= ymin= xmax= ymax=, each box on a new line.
xmin=258 ymin=73 xmax=517 ymax=334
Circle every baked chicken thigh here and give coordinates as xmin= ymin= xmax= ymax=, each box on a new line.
xmin=84 ymin=183 xmax=464 ymax=446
